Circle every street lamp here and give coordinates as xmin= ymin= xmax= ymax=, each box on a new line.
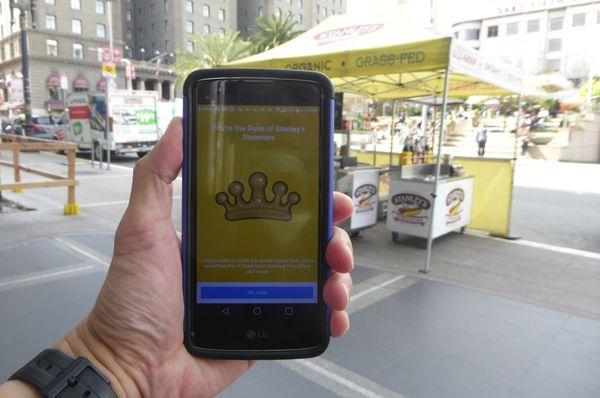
xmin=139 ymin=47 xmax=146 ymax=60
xmin=9 ymin=0 xmax=36 ymax=129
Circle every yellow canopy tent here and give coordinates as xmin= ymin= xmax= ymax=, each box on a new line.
xmin=227 ymin=7 xmax=522 ymax=99
xmin=228 ymin=8 xmax=523 ymax=272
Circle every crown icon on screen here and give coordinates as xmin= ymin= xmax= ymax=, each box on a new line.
xmin=215 ymin=172 xmax=301 ymax=222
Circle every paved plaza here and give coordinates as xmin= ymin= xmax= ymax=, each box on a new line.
xmin=1 ymin=151 xmax=599 ymax=397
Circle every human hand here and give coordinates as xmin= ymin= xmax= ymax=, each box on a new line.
xmin=50 ymin=118 xmax=355 ymax=397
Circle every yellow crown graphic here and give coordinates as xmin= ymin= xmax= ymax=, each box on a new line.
xmin=215 ymin=172 xmax=301 ymax=222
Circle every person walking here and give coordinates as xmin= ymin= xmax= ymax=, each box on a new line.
xmin=475 ymin=123 xmax=488 ymax=157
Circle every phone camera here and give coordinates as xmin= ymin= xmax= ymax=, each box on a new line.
xmin=246 ymin=329 xmax=256 ymax=340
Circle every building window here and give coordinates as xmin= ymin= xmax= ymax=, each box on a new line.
xmin=218 ymin=9 xmax=225 ymax=21
xmin=597 ymin=10 xmax=600 ymax=24
xmin=186 ymin=21 xmax=194 ymax=33
xmin=288 ymin=0 xmax=292 ymax=4
xmin=126 ymin=28 xmax=133 ymax=40
xmin=72 ymin=19 xmax=82 ymax=35
xmin=71 ymin=0 xmax=81 ymax=10
xmin=572 ymin=13 xmax=586 ymax=27
xmin=73 ymin=43 xmax=83 ymax=59
xmin=546 ymin=58 xmax=560 ymax=71
xmin=527 ymin=19 xmax=540 ymax=32
xmin=275 ymin=7 xmax=281 ymax=18
xmin=548 ymin=38 xmax=561 ymax=52
xmin=203 ymin=4 xmax=210 ymax=17
xmin=186 ymin=0 xmax=193 ymax=13
xmin=45 ymin=0 xmax=55 ymax=4
xmin=219 ymin=27 xmax=226 ymax=34
xmin=151 ymin=23 xmax=155 ymax=35
xmin=186 ymin=40 xmax=194 ymax=52
xmin=549 ymin=17 xmax=563 ymax=31
xmin=46 ymin=39 xmax=58 ymax=56
xmin=506 ymin=21 xmax=518 ymax=35
xmin=150 ymin=4 xmax=155 ymax=16
xmin=487 ymin=25 xmax=498 ymax=38
xmin=164 ymin=19 xmax=169 ymax=32
xmin=96 ymin=0 xmax=105 ymax=14
xmin=165 ymin=40 xmax=169 ymax=51
xmin=45 ymin=14 xmax=56 ymax=30
xmin=164 ymin=0 xmax=168 ymax=12
xmin=126 ymin=10 xmax=132 ymax=21
xmin=298 ymin=0 xmax=303 ymax=7
xmin=316 ymin=4 xmax=320 ymax=14
xmin=258 ymin=6 xmax=264 ymax=17
xmin=298 ymin=14 xmax=303 ymax=24
xmin=465 ymin=28 xmax=480 ymax=40
xmin=203 ymin=24 xmax=210 ymax=34
xmin=97 ymin=23 xmax=106 ymax=38
xmin=323 ymin=7 xmax=327 ymax=16
xmin=137 ymin=8 xmax=142 ymax=21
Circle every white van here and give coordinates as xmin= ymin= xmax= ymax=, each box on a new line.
xmin=66 ymin=90 xmax=160 ymax=158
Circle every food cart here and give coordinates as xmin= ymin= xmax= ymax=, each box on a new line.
xmin=386 ymin=164 xmax=473 ymax=242
xmin=335 ymin=166 xmax=380 ymax=236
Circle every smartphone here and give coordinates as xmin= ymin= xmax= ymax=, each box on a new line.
xmin=182 ymin=69 xmax=334 ymax=359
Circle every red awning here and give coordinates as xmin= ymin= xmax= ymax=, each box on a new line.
xmin=46 ymin=75 xmax=61 ymax=86
xmin=73 ymin=76 xmax=89 ymax=89
xmin=97 ymin=78 xmax=107 ymax=91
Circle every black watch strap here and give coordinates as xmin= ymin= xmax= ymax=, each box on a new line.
xmin=9 ymin=349 xmax=118 ymax=398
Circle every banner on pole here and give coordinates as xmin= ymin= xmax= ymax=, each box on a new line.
xmin=102 ymin=62 xmax=117 ymax=78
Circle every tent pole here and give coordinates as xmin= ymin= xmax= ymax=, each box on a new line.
xmin=512 ymin=94 xmax=522 ymax=161
xmin=432 ymin=95 xmax=438 ymax=157
xmin=388 ymin=99 xmax=397 ymax=166
xmin=422 ymin=67 xmax=450 ymax=274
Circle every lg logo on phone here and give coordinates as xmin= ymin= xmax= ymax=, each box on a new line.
xmin=246 ymin=329 xmax=269 ymax=340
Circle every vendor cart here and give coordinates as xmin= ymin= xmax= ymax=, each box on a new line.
xmin=386 ymin=164 xmax=473 ymax=243
xmin=336 ymin=166 xmax=380 ymax=237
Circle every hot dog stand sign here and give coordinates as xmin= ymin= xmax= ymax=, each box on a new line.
xmin=354 ymin=183 xmax=377 ymax=213
xmin=390 ymin=193 xmax=431 ymax=225
xmin=445 ymin=188 xmax=465 ymax=225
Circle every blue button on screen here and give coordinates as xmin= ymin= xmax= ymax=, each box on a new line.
xmin=201 ymin=286 xmax=314 ymax=300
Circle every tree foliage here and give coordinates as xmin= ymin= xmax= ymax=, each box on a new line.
xmin=579 ymin=78 xmax=600 ymax=103
xmin=250 ymin=13 xmax=303 ymax=54
xmin=174 ymin=31 xmax=251 ymax=87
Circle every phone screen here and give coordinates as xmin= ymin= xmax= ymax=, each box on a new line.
xmin=190 ymin=78 xmax=326 ymax=351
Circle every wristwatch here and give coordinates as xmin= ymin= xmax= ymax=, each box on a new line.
xmin=9 ymin=349 xmax=118 ymax=398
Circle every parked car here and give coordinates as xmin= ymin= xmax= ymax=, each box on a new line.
xmin=1 ymin=114 xmax=67 ymax=141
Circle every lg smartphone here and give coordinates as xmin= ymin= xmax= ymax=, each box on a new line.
xmin=182 ymin=69 xmax=334 ymax=359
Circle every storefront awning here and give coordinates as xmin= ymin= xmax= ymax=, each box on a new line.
xmin=73 ymin=76 xmax=89 ymax=90
xmin=47 ymin=75 xmax=61 ymax=87
xmin=97 ymin=78 xmax=107 ymax=91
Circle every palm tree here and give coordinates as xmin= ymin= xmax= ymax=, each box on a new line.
xmin=251 ymin=12 xmax=303 ymax=54
xmin=174 ymin=31 xmax=251 ymax=87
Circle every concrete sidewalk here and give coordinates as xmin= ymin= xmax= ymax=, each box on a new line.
xmin=1 ymin=150 xmax=600 ymax=397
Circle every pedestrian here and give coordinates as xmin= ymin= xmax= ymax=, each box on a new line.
xmin=521 ymin=136 xmax=530 ymax=156
xmin=0 ymin=118 xmax=356 ymax=398
xmin=475 ymin=123 xmax=488 ymax=157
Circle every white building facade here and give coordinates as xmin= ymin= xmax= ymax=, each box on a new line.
xmin=451 ymin=0 xmax=600 ymax=83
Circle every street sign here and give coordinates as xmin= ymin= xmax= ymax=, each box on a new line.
xmin=102 ymin=44 xmax=122 ymax=63
xmin=102 ymin=62 xmax=117 ymax=78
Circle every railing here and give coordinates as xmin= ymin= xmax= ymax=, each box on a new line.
xmin=0 ymin=133 xmax=80 ymax=215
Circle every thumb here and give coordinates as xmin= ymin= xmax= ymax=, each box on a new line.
xmin=121 ymin=117 xmax=183 ymax=228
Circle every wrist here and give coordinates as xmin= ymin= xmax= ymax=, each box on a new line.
xmin=0 ymin=380 xmax=41 ymax=398
xmin=53 ymin=319 xmax=142 ymax=398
